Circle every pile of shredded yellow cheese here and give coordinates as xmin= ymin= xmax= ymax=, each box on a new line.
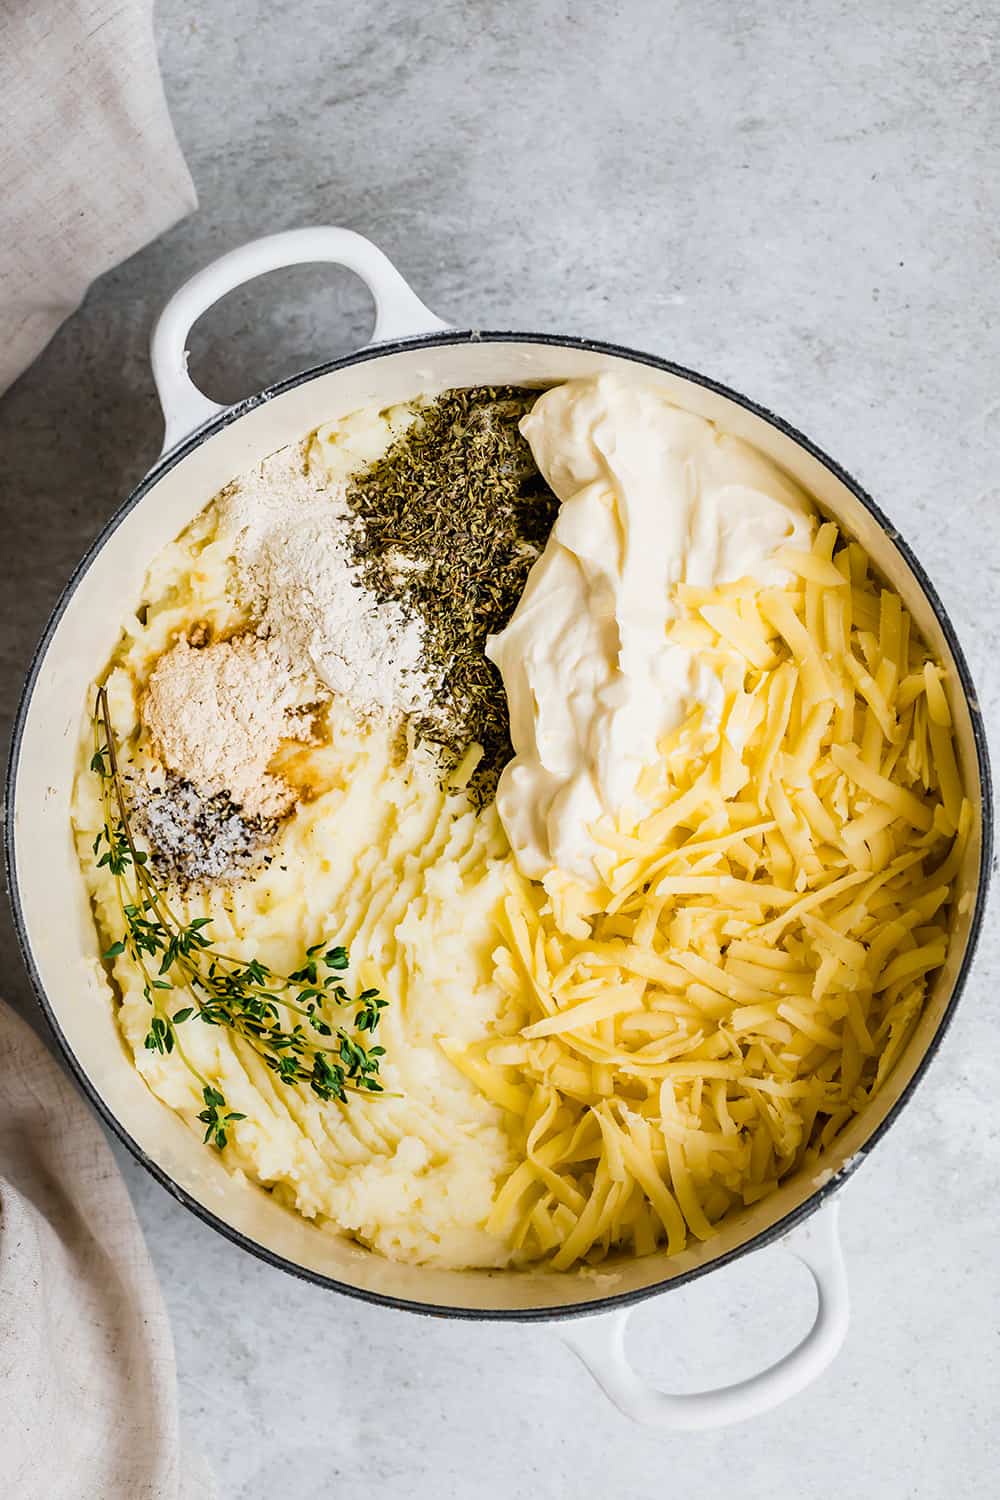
xmin=443 ymin=521 xmax=970 ymax=1268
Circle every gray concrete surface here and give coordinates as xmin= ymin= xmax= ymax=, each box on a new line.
xmin=2 ymin=2 xmax=998 ymax=1497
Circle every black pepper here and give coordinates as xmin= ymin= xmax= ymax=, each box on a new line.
xmin=129 ymin=772 xmax=279 ymax=892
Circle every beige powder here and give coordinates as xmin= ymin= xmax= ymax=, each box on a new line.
xmin=216 ymin=445 xmax=437 ymax=722
xmin=142 ymin=635 xmax=320 ymax=817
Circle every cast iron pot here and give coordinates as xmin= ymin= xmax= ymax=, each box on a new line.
xmin=6 ymin=228 xmax=992 ymax=1429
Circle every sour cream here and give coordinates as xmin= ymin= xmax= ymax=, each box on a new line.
xmin=486 ymin=373 xmax=813 ymax=888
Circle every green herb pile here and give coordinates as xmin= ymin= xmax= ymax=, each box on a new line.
xmin=91 ymin=685 xmax=387 ymax=1150
xmin=345 ymin=386 xmax=558 ymax=802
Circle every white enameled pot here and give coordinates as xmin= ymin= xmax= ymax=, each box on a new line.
xmin=6 ymin=229 xmax=992 ymax=1429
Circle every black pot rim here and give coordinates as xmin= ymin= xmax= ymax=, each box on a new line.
xmin=5 ymin=329 xmax=994 ymax=1323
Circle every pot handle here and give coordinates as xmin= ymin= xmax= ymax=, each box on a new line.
xmin=150 ymin=227 xmax=449 ymax=454
xmin=560 ymin=1200 xmax=848 ymax=1430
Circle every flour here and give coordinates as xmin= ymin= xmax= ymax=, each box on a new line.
xmin=216 ymin=444 xmax=437 ymax=721
xmin=142 ymin=441 xmax=439 ymax=827
xmin=142 ymin=634 xmax=318 ymax=818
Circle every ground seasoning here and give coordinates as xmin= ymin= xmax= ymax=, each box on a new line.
xmin=344 ymin=386 xmax=558 ymax=802
xmin=130 ymin=773 xmax=279 ymax=890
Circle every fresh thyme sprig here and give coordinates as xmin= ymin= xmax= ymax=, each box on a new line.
xmin=91 ymin=685 xmax=388 ymax=1149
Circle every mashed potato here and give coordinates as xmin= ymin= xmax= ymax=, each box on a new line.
xmin=76 ymin=386 xmax=964 ymax=1276
xmin=72 ymin=418 xmax=523 ymax=1270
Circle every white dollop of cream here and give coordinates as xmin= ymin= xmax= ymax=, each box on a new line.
xmin=486 ymin=372 xmax=814 ymax=887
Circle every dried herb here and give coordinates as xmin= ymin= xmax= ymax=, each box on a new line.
xmin=345 ymin=386 xmax=557 ymax=802
xmin=91 ymin=685 xmax=388 ymax=1150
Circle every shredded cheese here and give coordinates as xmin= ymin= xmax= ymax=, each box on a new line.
xmin=444 ymin=524 xmax=968 ymax=1269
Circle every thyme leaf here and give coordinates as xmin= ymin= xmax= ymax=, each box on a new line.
xmin=91 ymin=685 xmax=389 ymax=1149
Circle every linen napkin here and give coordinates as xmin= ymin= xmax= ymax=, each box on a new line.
xmin=0 ymin=0 xmax=197 ymax=394
xmin=0 ymin=997 xmax=215 ymax=1500
xmin=0 ymin=4 xmax=207 ymax=1490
